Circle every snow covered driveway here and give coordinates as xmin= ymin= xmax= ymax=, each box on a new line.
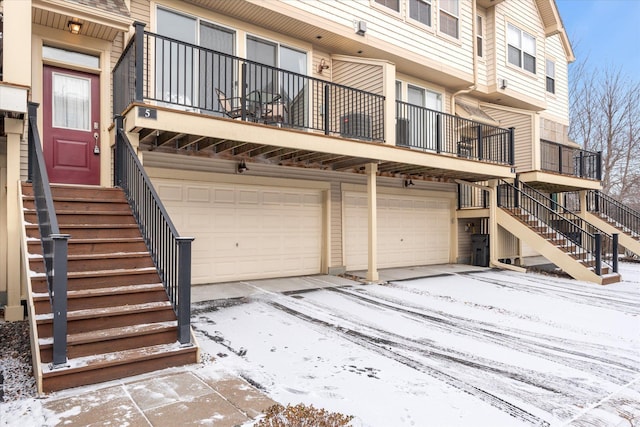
xmin=192 ymin=263 xmax=640 ymax=427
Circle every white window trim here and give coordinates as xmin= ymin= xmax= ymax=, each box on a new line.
xmin=476 ymin=15 xmax=484 ymax=58
xmin=438 ymin=0 xmax=460 ymax=40
xmin=506 ymin=23 xmax=537 ymax=75
xmin=371 ymin=0 xmax=402 ymax=17
xmin=407 ymin=0 xmax=433 ymax=29
xmin=546 ymin=58 xmax=556 ymax=95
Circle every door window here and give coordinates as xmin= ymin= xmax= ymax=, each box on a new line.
xmin=52 ymin=73 xmax=91 ymax=131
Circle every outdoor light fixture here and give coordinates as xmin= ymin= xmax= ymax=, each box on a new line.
xmin=237 ymin=160 xmax=249 ymax=174
xmin=67 ymin=20 xmax=82 ymax=35
xmin=355 ymin=20 xmax=367 ymax=36
xmin=404 ymin=178 xmax=415 ymax=187
xmin=317 ymin=58 xmax=330 ymax=73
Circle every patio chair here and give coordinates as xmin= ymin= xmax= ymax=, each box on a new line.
xmin=215 ymin=89 xmax=255 ymax=119
xmin=263 ymin=101 xmax=288 ymax=125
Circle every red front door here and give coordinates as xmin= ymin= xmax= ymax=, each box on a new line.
xmin=43 ymin=66 xmax=100 ymax=185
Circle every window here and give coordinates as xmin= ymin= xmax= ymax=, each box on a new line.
xmin=439 ymin=0 xmax=459 ymax=38
xmin=395 ymin=80 xmax=402 ymax=101
xmin=410 ymin=0 xmax=431 ymax=26
xmin=476 ymin=16 xmax=483 ymax=57
xmin=374 ymin=0 xmax=400 ymax=12
xmin=507 ymin=24 xmax=536 ymax=74
xmin=546 ymin=59 xmax=555 ymax=94
xmin=43 ymin=46 xmax=100 ymax=68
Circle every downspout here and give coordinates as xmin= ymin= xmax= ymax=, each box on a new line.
xmin=450 ymin=0 xmax=478 ymax=113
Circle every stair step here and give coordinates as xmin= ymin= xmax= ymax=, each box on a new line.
xmin=28 ymin=252 xmax=155 ymax=274
xmin=26 ymin=223 xmax=142 ymax=239
xmin=30 ymin=268 xmax=161 ymax=293
xmin=32 ymin=283 xmax=167 ymax=314
xmin=22 ymin=183 xmax=127 ymax=202
xmin=41 ymin=342 xmax=197 ymax=393
xmin=36 ymin=300 xmax=176 ymax=337
xmin=601 ymin=273 xmax=622 ymax=285
xmin=27 ymin=237 xmax=147 ymax=256
xmin=24 ymin=211 xmax=137 ymax=225
xmin=39 ymin=321 xmax=179 ymax=364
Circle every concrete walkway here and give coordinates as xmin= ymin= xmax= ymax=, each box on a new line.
xmin=42 ymin=369 xmax=276 ymax=426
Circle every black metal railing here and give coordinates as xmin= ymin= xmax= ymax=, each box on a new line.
xmin=540 ymin=139 xmax=601 ymax=180
xmin=114 ymin=116 xmax=194 ymax=344
xmin=113 ymin=22 xmax=385 ymax=141
xmin=518 ymin=182 xmax=618 ymax=272
xmin=458 ymin=182 xmax=488 ymax=209
xmin=27 ymin=102 xmax=70 ymax=367
xmin=586 ymin=190 xmax=640 ymax=238
xmin=497 ymin=179 xmax=614 ymax=276
xmin=396 ymin=101 xmax=514 ymax=165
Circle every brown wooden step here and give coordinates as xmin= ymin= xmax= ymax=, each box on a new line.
xmin=39 ymin=321 xmax=179 ymax=364
xmin=22 ymin=183 xmax=127 ymax=202
xmin=22 ymin=198 xmax=132 ymax=213
xmin=27 ymin=237 xmax=148 ymax=256
xmin=601 ymin=273 xmax=622 ymax=285
xmin=24 ymin=210 xmax=137 ymax=226
xmin=28 ymin=252 xmax=155 ymax=274
xmin=41 ymin=342 xmax=198 ymax=393
xmin=30 ymin=267 xmax=161 ymax=294
xmin=25 ymin=224 xmax=142 ymax=239
xmin=32 ymin=283 xmax=168 ymax=315
xmin=36 ymin=301 xmax=176 ymax=337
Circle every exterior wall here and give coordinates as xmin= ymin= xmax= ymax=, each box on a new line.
xmin=482 ymin=103 xmax=535 ymax=172
xmin=492 ymin=0 xmax=546 ymax=105
xmin=141 ymin=151 xmax=457 ymax=271
xmin=288 ymin=0 xmax=475 ymax=78
xmin=542 ymin=34 xmax=570 ymax=124
xmin=497 ymin=225 xmax=520 ymax=260
xmin=540 ymin=117 xmax=570 ymax=146
xmin=332 ymin=59 xmax=384 ymax=95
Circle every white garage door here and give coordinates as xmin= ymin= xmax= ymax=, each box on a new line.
xmin=344 ymin=192 xmax=451 ymax=271
xmin=154 ymin=179 xmax=323 ymax=284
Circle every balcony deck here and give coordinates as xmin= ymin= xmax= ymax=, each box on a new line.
xmin=112 ymin=27 xmax=515 ymax=182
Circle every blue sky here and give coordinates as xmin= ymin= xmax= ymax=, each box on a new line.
xmin=555 ymin=0 xmax=640 ymax=76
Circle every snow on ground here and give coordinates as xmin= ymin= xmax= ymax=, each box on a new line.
xmin=192 ymin=263 xmax=640 ymax=427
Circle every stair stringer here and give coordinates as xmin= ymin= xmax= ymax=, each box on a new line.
xmin=18 ymin=183 xmax=45 ymax=394
xmin=581 ymin=212 xmax=640 ymax=257
xmin=497 ymin=208 xmax=603 ymax=284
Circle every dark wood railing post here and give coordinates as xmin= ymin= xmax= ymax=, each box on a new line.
xmin=578 ymin=151 xmax=584 ymax=178
xmin=594 ymin=233 xmax=602 ymax=276
xmin=509 ymin=127 xmax=515 ymax=166
xmin=612 ymin=233 xmax=619 ymax=273
xmin=27 ymin=102 xmax=38 ymax=182
xmin=513 ymin=176 xmax=520 ymax=209
xmin=557 ymin=144 xmax=563 ymax=174
xmin=241 ymin=62 xmax=247 ymax=121
xmin=176 ymin=237 xmax=194 ymax=344
xmin=114 ymin=115 xmax=124 ymax=187
xmin=51 ymin=233 xmax=70 ymax=367
xmin=457 ymin=184 xmax=462 ymax=209
xmin=436 ymin=114 xmax=442 ymax=154
xmin=324 ymin=84 xmax=330 ymax=135
xmin=133 ymin=21 xmax=146 ymax=103
xmin=476 ymin=125 xmax=483 ymax=161
xmin=596 ymin=151 xmax=603 ymax=181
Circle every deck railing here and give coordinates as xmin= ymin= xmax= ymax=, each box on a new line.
xmin=396 ymin=101 xmax=514 ymax=165
xmin=540 ymin=139 xmax=601 ymax=180
xmin=586 ymin=190 xmax=640 ymax=237
xmin=113 ymin=22 xmax=385 ymax=141
xmin=114 ymin=116 xmax=194 ymax=344
xmin=27 ymin=102 xmax=70 ymax=367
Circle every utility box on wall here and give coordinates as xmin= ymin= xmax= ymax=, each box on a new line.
xmin=471 ymin=233 xmax=490 ymax=267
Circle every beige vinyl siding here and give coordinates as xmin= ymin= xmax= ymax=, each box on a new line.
xmin=457 ymin=218 xmax=485 ymax=264
xmin=288 ymin=0 xmax=474 ymax=76
xmin=485 ymin=6 xmax=496 ymax=87
xmin=131 ymin=0 xmax=151 ymax=23
xmin=476 ymin=7 xmax=488 ymax=87
xmin=142 ymin=151 xmax=456 ymax=269
xmin=497 ymin=225 xmax=519 ymax=259
xmin=482 ymin=103 xmax=534 ymax=172
xmin=542 ymin=34 xmax=569 ymax=123
xmin=493 ymin=0 xmax=546 ymax=104
xmin=332 ymin=60 xmax=384 ymax=95
xmin=313 ymin=50 xmax=333 ymax=81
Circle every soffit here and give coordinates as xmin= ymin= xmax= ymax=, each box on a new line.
xmin=32 ymin=0 xmax=131 ymax=41
xmin=535 ymin=0 xmax=575 ymax=62
xmin=455 ymin=102 xmax=501 ymax=127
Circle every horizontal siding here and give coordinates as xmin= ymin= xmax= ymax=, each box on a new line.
xmin=542 ymin=34 xmax=569 ymax=122
xmin=497 ymin=225 xmax=519 ymax=259
xmin=332 ymin=60 xmax=383 ymax=95
xmin=291 ymin=0 xmax=474 ymax=76
xmin=493 ymin=0 xmax=546 ymax=103
xmin=485 ymin=6 xmax=496 ymax=87
xmin=142 ymin=151 xmax=456 ymax=269
xmin=131 ymin=0 xmax=151 ymax=24
xmin=482 ymin=104 xmax=533 ymax=172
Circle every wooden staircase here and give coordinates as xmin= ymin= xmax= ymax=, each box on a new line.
xmin=584 ymin=211 xmax=640 ymax=257
xmin=498 ymin=207 xmax=621 ymax=285
xmin=22 ymin=183 xmax=198 ymax=393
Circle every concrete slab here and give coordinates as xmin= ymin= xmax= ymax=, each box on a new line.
xmin=349 ymin=264 xmax=490 ymax=282
xmin=126 ymin=371 xmax=211 ymax=411
xmin=192 ymin=275 xmax=357 ymax=302
xmin=43 ymin=385 xmax=151 ymax=427
xmin=143 ymin=392 xmax=249 ymax=427
xmin=199 ymin=376 xmax=277 ymax=418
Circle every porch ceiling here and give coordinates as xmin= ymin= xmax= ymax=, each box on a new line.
xmin=32 ymin=0 xmax=131 ymax=41
xmin=121 ymin=105 xmax=514 ymax=183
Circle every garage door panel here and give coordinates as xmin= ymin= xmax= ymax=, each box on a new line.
xmin=155 ymin=178 xmax=322 ymax=284
xmin=344 ymin=192 xmax=450 ymax=270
